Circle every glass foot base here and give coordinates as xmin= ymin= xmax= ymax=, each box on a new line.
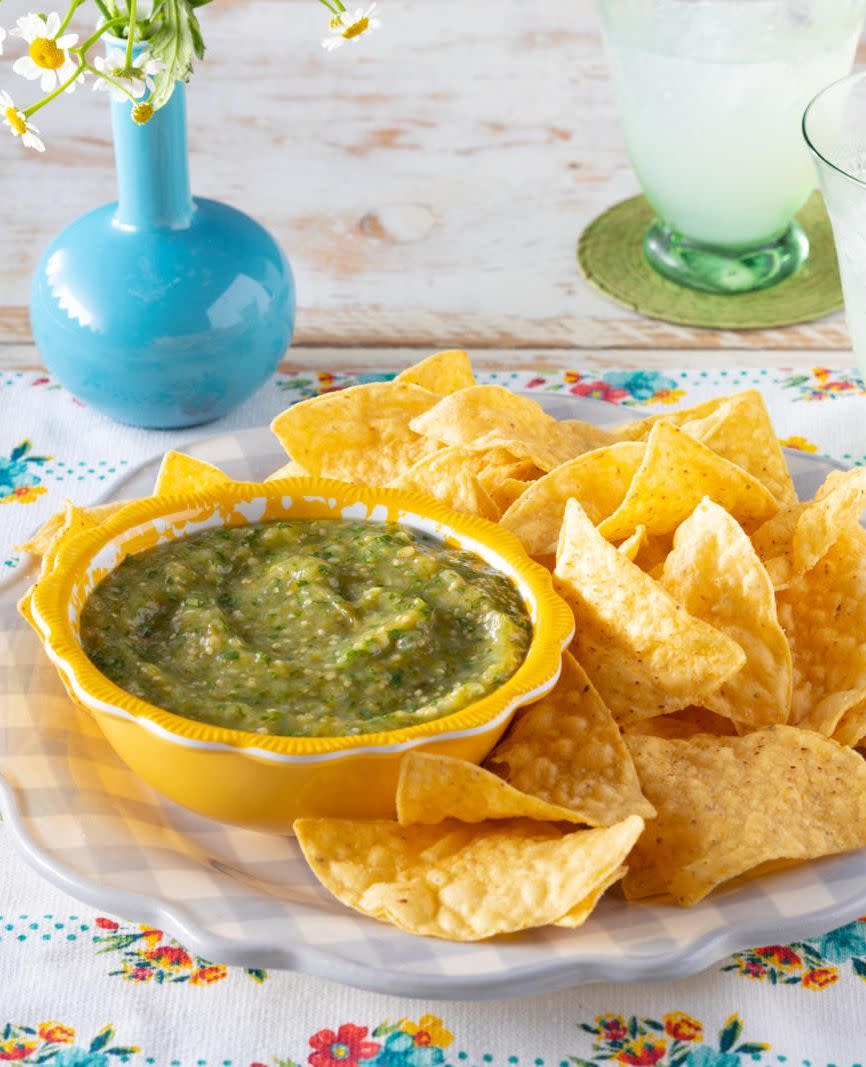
xmin=643 ymin=220 xmax=810 ymax=295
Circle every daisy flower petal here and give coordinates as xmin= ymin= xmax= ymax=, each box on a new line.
xmin=2 ymin=91 xmax=45 ymax=151
xmin=0 ymin=27 xmax=7 ymax=56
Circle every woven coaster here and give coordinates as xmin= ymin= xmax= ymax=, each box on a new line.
xmin=577 ymin=191 xmax=843 ymax=329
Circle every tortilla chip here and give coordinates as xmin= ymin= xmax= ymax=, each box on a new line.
xmin=394 ymin=349 xmax=476 ymax=395
xmin=499 ymin=443 xmax=645 ymax=558
xmin=623 ymin=707 xmax=738 ymax=741
xmin=153 ymin=451 xmax=232 ymax=496
xmin=554 ymin=499 xmax=745 ymax=722
xmin=553 ymin=866 xmax=626 ymax=928
xmin=798 ymin=689 xmax=866 ymax=747
xmin=617 ymin=526 xmax=646 ymax=563
xmin=485 ymin=651 xmax=655 ymax=824
xmin=16 ymin=500 xmax=129 ymax=557
xmin=266 ymin=459 xmax=310 ymax=480
xmin=388 ymin=447 xmax=500 ymax=520
xmin=294 ymin=814 xmax=644 ymax=940
xmin=661 ymin=498 xmax=792 ymax=726
xmin=409 ymin=386 xmax=614 ymax=472
xmin=396 ymin=752 xmax=587 ymax=825
xmin=597 ymin=422 xmax=779 ymax=543
xmin=680 ymin=391 xmax=796 ymax=505
xmin=753 ymin=467 xmax=866 ymax=588
xmin=271 ymin=382 xmax=439 ymax=486
xmin=777 ymin=523 xmax=866 ymax=726
xmin=623 ymin=727 xmax=866 ymax=905
xmin=489 ymin=477 xmax=532 ymax=513
xmin=611 ymin=393 xmax=740 ymax=442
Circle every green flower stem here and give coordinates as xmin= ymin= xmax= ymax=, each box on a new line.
xmin=318 ymin=0 xmax=347 ymax=15
xmin=75 ymin=15 xmax=127 ymax=54
xmin=82 ymin=58 xmax=140 ymax=102
xmin=94 ymin=0 xmax=114 ymax=22
xmin=124 ymin=0 xmax=137 ymax=66
xmin=57 ymin=0 xmax=87 ymax=36
xmin=23 ymin=58 xmax=86 ymax=116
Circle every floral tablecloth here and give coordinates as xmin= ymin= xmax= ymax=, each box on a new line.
xmin=1 ymin=362 xmax=865 ymax=1067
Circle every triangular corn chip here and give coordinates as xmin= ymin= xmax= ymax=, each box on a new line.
xmin=387 ymin=447 xmax=500 ymax=520
xmin=555 ymin=500 xmax=745 ymax=722
xmin=266 ymin=459 xmax=310 ymax=480
xmin=396 ymin=752 xmax=588 ymax=825
xmin=17 ymin=499 xmax=128 ymax=558
xmin=394 ymin=349 xmax=475 ymax=395
xmin=408 ymin=386 xmax=614 ymax=472
xmin=294 ymin=814 xmax=644 ymax=940
xmin=485 ymin=651 xmax=655 ymax=823
xmin=617 ymin=525 xmax=646 ymax=562
xmin=623 ymin=707 xmax=738 ymax=741
xmin=753 ymin=467 xmax=866 ymax=588
xmin=153 ymin=451 xmax=232 ymax=496
xmin=610 ymin=393 xmax=743 ymax=442
xmin=661 ymin=498 xmax=791 ymax=726
xmin=623 ymin=727 xmax=866 ymax=905
xmin=271 ymin=382 xmax=439 ymax=485
xmin=777 ymin=523 xmax=866 ymax=726
xmin=679 ymin=391 xmax=796 ymax=505
xmin=597 ymin=422 xmax=779 ymax=542
xmin=499 ymin=442 xmax=645 ymax=557
xmin=553 ymin=866 xmax=626 ymax=928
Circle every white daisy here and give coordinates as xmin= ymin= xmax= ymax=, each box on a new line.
xmin=11 ymin=12 xmax=81 ymax=94
xmin=1 ymin=90 xmax=45 ymax=152
xmin=92 ymin=48 xmax=163 ymax=102
xmin=322 ymin=4 xmax=380 ymax=51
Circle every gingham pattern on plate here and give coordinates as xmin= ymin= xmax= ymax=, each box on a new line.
xmin=0 ymin=402 xmax=863 ymax=1001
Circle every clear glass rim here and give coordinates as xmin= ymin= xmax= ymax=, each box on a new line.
xmin=803 ymin=70 xmax=866 ymax=189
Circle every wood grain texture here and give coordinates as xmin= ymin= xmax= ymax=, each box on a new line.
xmin=0 ymin=343 xmax=853 ymax=374
xmin=0 ymin=0 xmax=858 ymax=352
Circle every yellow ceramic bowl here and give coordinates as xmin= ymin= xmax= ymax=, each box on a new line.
xmin=21 ymin=477 xmax=574 ymax=831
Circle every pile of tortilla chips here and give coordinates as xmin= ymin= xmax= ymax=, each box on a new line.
xmin=22 ymin=349 xmax=866 ymax=940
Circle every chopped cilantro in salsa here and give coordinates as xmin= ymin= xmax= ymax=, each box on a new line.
xmin=80 ymin=519 xmax=532 ymax=737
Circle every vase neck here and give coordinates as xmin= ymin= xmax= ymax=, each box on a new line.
xmin=110 ymin=75 xmax=193 ymax=230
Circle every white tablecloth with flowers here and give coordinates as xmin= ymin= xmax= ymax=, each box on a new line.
xmin=1 ymin=362 xmax=865 ymax=1067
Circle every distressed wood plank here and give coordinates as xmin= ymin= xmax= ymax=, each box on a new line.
xmin=0 ymin=343 xmax=853 ymax=374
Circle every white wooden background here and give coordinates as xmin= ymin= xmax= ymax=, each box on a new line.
xmin=0 ymin=0 xmax=861 ymax=373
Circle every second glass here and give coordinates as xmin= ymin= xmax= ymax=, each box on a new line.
xmin=598 ymin=0 xmax=866 ymax=294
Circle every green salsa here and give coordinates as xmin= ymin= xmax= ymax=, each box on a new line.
xmin=80 ymin=519 xmax=533 ymax=737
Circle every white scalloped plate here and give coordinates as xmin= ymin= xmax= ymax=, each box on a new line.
xmin=0 ymin=394 xmax=862 ymax=1001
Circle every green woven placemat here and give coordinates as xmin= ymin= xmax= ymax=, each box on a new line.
xmin=577 ymin=191 xmax=843 ymax=329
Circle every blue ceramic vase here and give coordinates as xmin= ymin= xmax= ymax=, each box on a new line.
xmin=30 ymin=58 xmax=295 ymax=428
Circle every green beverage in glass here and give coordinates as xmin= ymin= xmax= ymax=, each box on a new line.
xmin=598 ymin=0 xmax=865 ymax=294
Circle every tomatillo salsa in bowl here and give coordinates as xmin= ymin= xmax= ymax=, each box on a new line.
xmin=21 ymin=478 xmax=574 ymax=830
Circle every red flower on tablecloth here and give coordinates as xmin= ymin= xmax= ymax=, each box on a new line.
xmin=0 ymin=1041 xmax=38 ymax=1061
xmin=145 ymin=945 xmax=192 ymax=970
xmin=595 ymin=1016 xmax=629 ymax=1042
xmin=37 ymin=1024 xmax=74 ymax=1045
xmin=662 ymin=1012 xmax=702 ymax=1042
xmin=95 ymin=917 xmax=267 ymax=986
xmin=753 ymin=944 xmax=802 ymax=969
xmin=569 ymin=379 xmax=629 ymax=403
xmin=614 ymin=1037 xmax=666 ymax=1066
xmin=801 ymin=967 xmax=840 ymax=990
xmin=190 ymin=965 xmax=228 ymax=985
xmin=309 ymin=1024 xmax=381 ymax=1067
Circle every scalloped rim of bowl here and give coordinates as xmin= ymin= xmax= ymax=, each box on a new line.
xmin=23 ymin=476 xmax=575 ymax=763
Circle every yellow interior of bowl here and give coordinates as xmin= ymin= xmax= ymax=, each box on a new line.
xmin=25 ymin=477 xmax=575 ymax=756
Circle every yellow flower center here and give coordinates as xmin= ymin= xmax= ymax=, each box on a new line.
xmin=29 ymin=37 xmax=65 ymax=70
xmin=4 ymin=107 xmax=26 ymax=136
xmin=342 ymin=16 xmax=369 ymax=38
xmin=131 ymin=102 xmax=154 ymax=125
